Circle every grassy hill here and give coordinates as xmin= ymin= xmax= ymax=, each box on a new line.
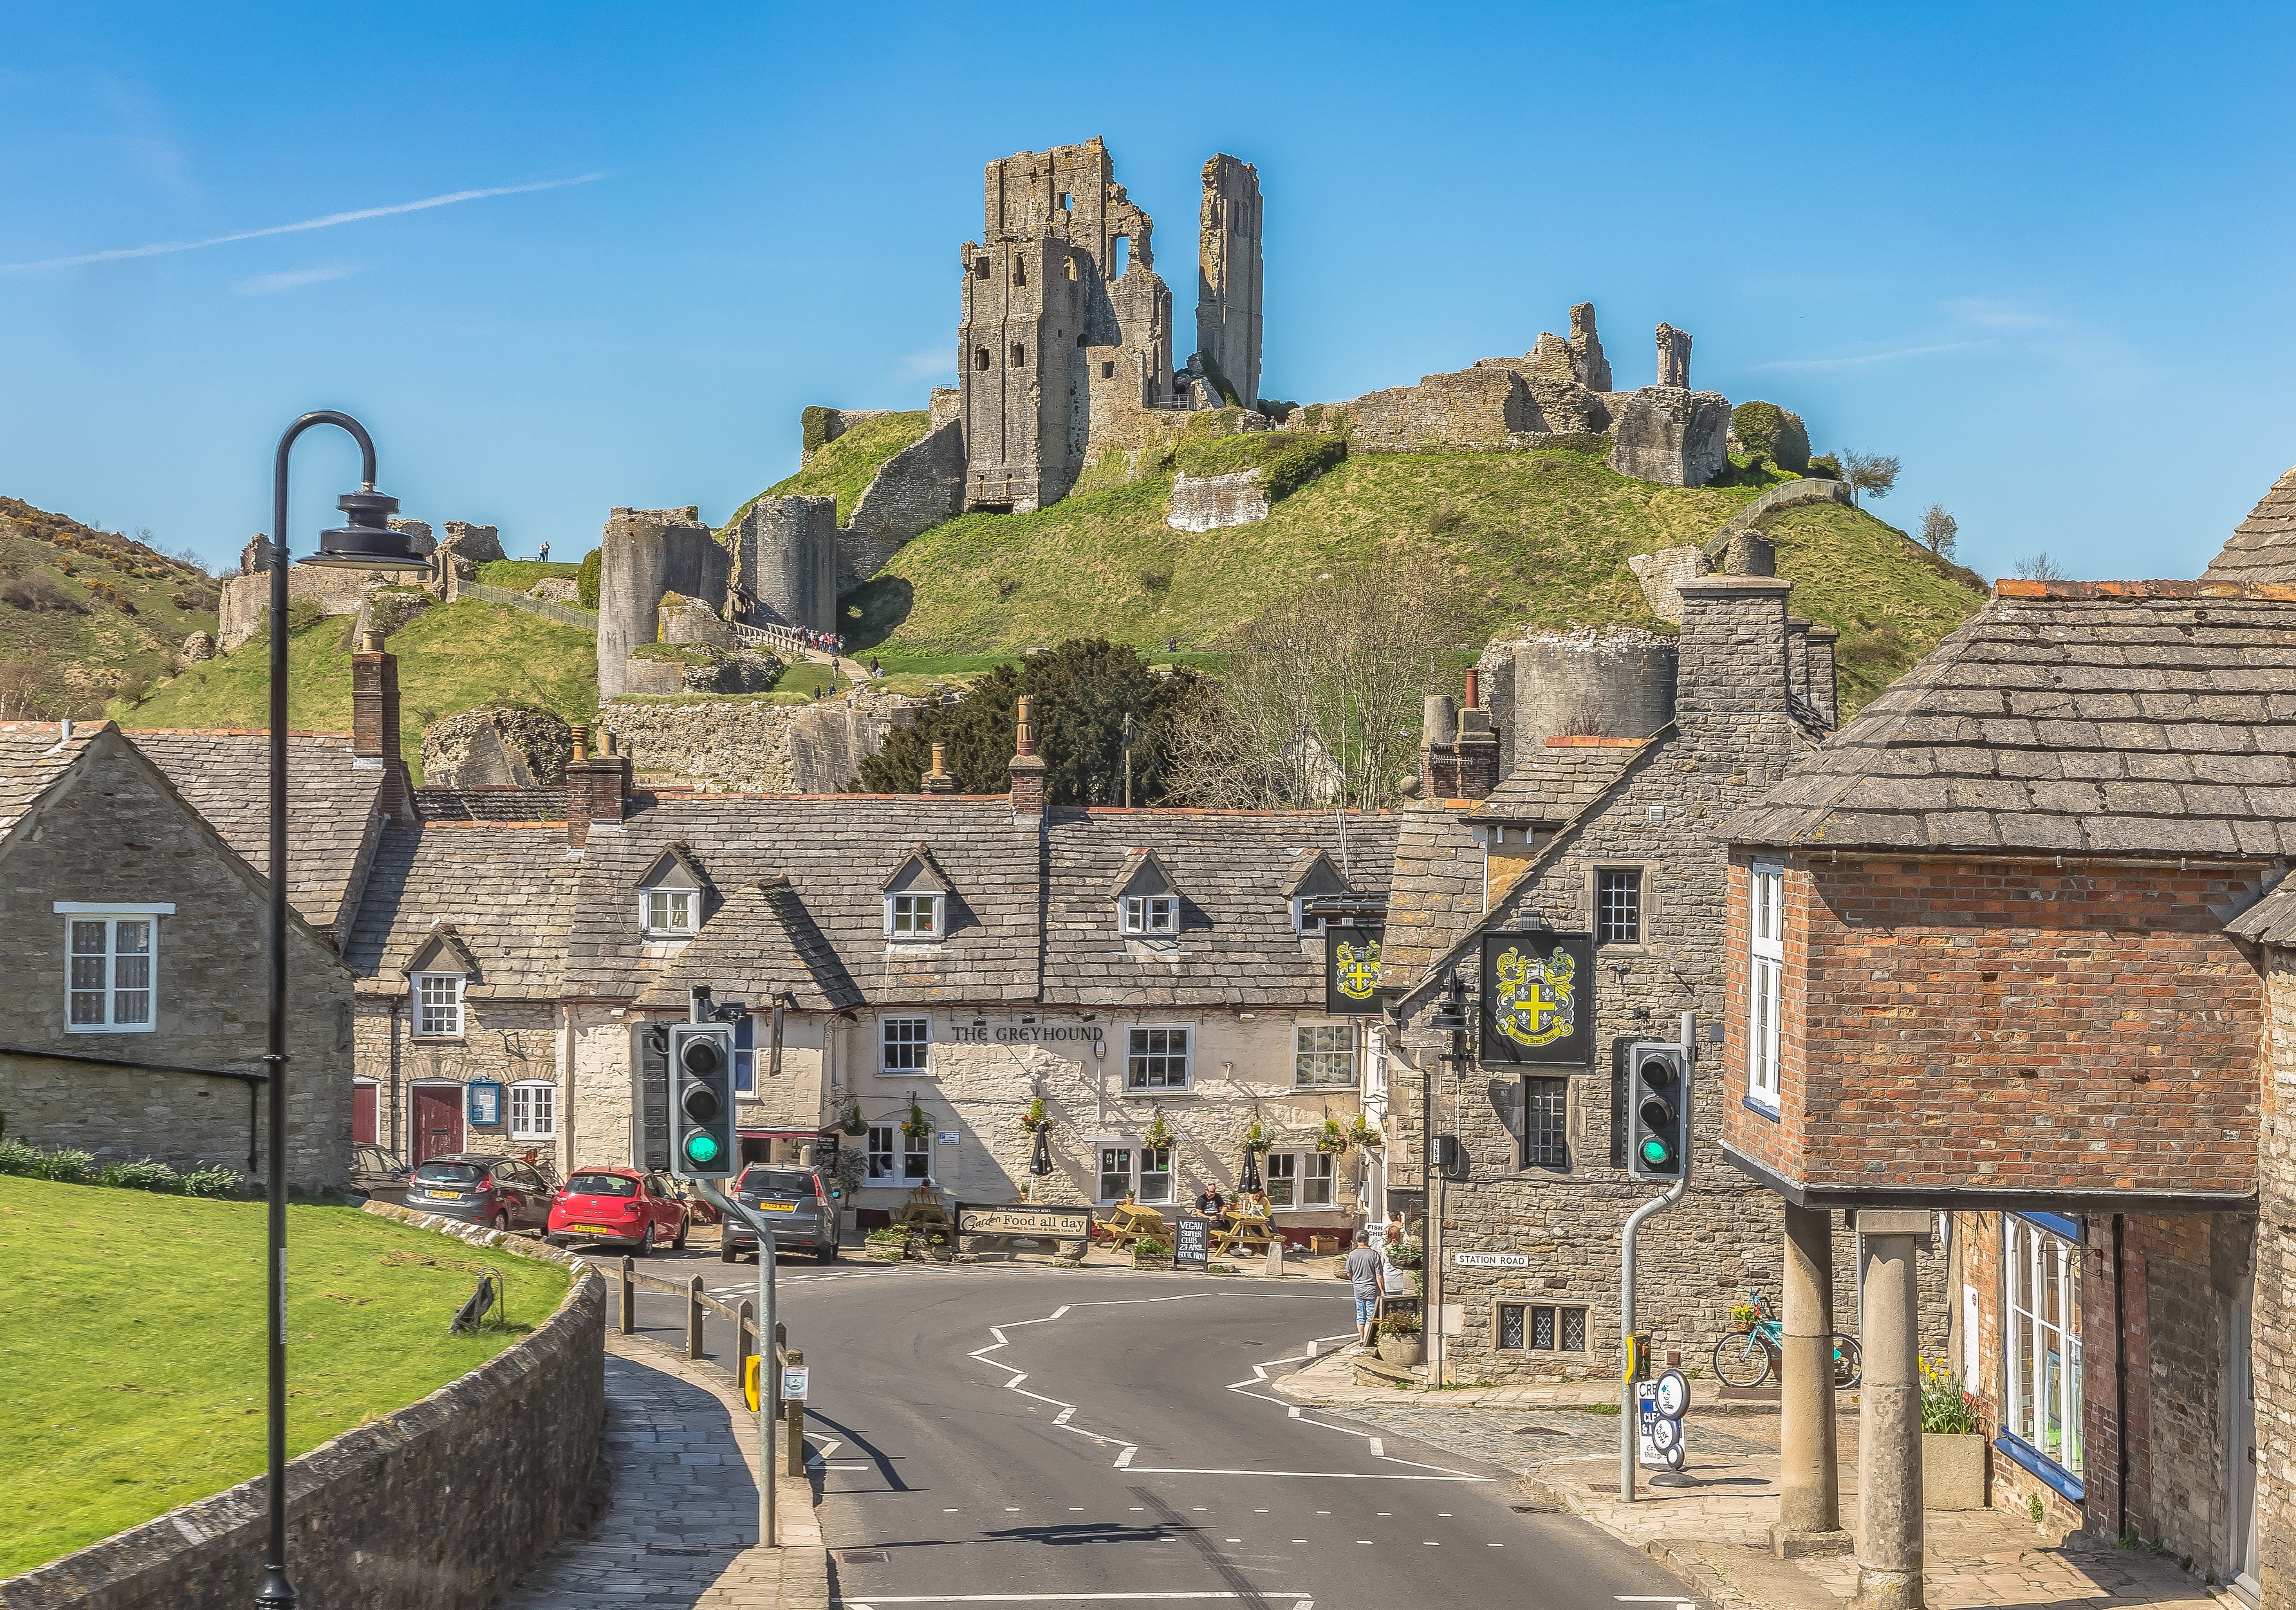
xmin=837 ymin=445 xmax=1986 ymax=717
xmin=0 ymin=498 xmax=219 ymax=717
xmin=721 ymin=410 xmax=932 ymax=532
xmin=113 ymin=598 xmax=597 ymax=780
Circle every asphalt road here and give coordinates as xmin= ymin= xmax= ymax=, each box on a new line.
xmin=579 ymin=1244 xmax=1703 ymax=1610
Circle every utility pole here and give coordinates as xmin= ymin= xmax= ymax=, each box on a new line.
xmin=1620 ymin=1009 xmax=1695 ymax=1503
xmin=1425 ymin=971 xmax=1470 ymax=1388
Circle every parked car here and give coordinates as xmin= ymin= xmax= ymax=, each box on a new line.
xmin=347 ymin=1143 xmax=411 ymax=1205
xmin=547 ymin=1167 xmax=689 ymax=1255
xmin=722 ymin=1163 xmax=840 ymax=1264
xmin=402 ymin=1152 xmax=554 ymax=1234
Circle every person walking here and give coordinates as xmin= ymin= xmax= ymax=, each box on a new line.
xmin=1345 ymin=1230 xmax=1385 ymax=1352
xmin=537 ymin=541 xmax=550 ymax=562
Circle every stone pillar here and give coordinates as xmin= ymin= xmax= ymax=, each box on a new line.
xmin=1773 ymin=1203 xmax=1850 ymax=1555
xmin=1806 ymin=626 xmax=1840 ymax=728
xmin=1852 ymin=1210 xmax=1931 ymax=1610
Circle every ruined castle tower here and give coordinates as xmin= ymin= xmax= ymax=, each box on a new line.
xmin=1568 ymin=302 xmax=1611 ymax=391
xmin=957 ymin=138 xmax=1173 ymax=512
xmin=1194 ymin=155 xmax=1263 ymax=409
xmin=1656 ymin=322 xmax=1692 ymax=389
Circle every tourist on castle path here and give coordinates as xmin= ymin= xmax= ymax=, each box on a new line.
xmin=538 ymin=541 xmax=550 ymax=562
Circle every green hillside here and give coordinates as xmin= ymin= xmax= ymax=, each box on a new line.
xmin=838 ymin=446 xmax=1986 ymax=717
xmin=722 ymin=410 xmax=932 ymax=532
xmin=0 ymin=499 xmax=219 ymax=717
xmin=113 ymin=598 xmax=597 ymax=781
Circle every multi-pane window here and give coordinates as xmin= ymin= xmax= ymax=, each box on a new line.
xmin=888 ymin=893 xmax=941 ymax=938
xmin=734 ymin=1012 xmax=755 ymax=1094
xmin=1293 ymin=1023 xmax=1356 ymax=1088
xmin=880 ymin=1017 xmax=930 ymax=1074
xmin=1748 ymin=862 xmax=1784 ymax=1109
xmin=1127 ymin=1026 xmax=1190 ymax=1089
xmin=1122 ymin=895 xmax=1178 ymax=935
xmin=1497 ymin=1302 xmax=1588 ymax=1351
xmin=510 ymin=1082 xmax=556 ymax=1140
xmin=415 ymin=973 xmax=464 ymax=1039
xmin=1524 ymin=1077 xmax=1568 ymax=1169
xmin=2004 ymin=1216 xmax=2083 ymax=1475
xmin=1099 ymin=1145 xmax=1134 ymax=1203
xmin=1265 ymin=1151 xmax=1333 ymax=1207
xmin=866 ymin=1124 xmax=896 ymax=1181
xmin=1596 ymin=869 xmax=1642 ymax=944
xmin=1138 ymin=1144 xmax=1172 ymax=1202
xmin=66 ymin=915 xmax=156 ymax=1031
xmin=644 ymin=888 xmax=697 ymax=934
xmin=902 ymin=1127 xmax=932 ymax=1182
xmin=1292 ymin=899 xmax=1327 ymax=935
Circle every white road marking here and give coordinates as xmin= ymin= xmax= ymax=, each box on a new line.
xmin=1367 ymin=1438 xmax=1383 ymax=1457
xmin=1124 ymin=1468 xmax=1490 ymax=1480
xmin=1115 ymin=1445 xmax=1136 ymax=1469
xmin=847 ymin=1596 xmax=1311 ymax=1604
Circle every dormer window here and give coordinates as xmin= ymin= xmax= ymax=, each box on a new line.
xmin=889 ymin=893 xmax=943 ymax=939
xmin=1122 ymin=895 xmax=1178 ymax=936
xmin=637 ymin=844 xmax=712 ymax=938
xmin=882 ymin=842 xmax=955 ymax=944
xmin=1292 ymin=900 xmax=1327 ymax=936
xmin=402 ymin=924 xmax=479 ymax=1041
xmin=645 ymin=889 xmax=697 ymax=935
xmin=1282 ymin=848 xmax=1354 ymax=937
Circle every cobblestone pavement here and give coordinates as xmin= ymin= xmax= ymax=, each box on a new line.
xmin=499 ymin=1337 xmax=824 ymax=1610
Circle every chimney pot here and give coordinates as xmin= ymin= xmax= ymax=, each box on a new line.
xmin=571 ymin=722 xmax=591 ymax=763
xmin=1464 ymin=667 xmax=1481 ymax=710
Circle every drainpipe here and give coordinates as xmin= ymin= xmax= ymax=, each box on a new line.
xmin=2115 ymin=1214 xmax=2129 ymax=1542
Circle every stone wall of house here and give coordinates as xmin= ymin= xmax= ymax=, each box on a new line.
xmin=0 ymin=1214 xmax=604 ymax=1610
xmin=2258 ymin=950 xmax=2296 ymax=1608
xmin=1167 ymin=469 xmax=1268 ymax=531
xmin=352 ymin=995 xmax=569 ymax=1174
xmin=0 ymin=737 xmax=352 ymax=1189
xmin=597 ymin=690 xmax=925 ymax=795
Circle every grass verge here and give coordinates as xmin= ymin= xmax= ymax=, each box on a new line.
xmin=0 ymin=1176 xmax=571 ymax=1578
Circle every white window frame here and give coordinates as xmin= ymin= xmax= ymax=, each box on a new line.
xmin=1264 ymin=1149 xmax=1335 ymax=1208
xmin=1292 ymin=898 xmax=1328 ymax=935
xmin=56 ymin=903 xmax=171 ymax=1033
xmin=1292 ymin=1022 xmax=1357 ymax=1089
xmin=1121 ymin=894 xmax=1178 ymax=936
xmin=886 ymin=893 xmax=943 ymax=940
xmin=866 ymin=1123 xmax=897 ymax=1181
xmin=1125 ymin=1024 xmax=1192 ymax=1091
xmin=1093 ymin=1139 xmax=1177 ymax=1205
xmin=642 ymin=887 xmax=698 ymax=937
xmin=900 ymin=1125 xmax=934 ymax=1185
xmin=1137 ymin=1141 xmax=1174 ymax=1203
xmin=1746 ymin=860 xmax=1784 ymax=1112
xmin=1364 ymin=1026 xmax=1389 ymax=1104
xmin=2003 ymin=1215 xmax=2084 ymax=1476
xmin=414 ymin=972 xmax=465 ymax=1039
xmin=509 ymin=1080 xmax=557 ymax=1141
xmin=879 ymin=1015 xmax=930 ymax=1075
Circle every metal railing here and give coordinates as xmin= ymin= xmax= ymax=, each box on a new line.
xmin=728 ymin=618 xmax=820 ymax=660
xmin=458 ymin=578 xmax=600 ymax=631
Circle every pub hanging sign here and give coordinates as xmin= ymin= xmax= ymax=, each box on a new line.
xmin=1325 ymin=927 xmax=1384 ymax=1015
xmin=1478 ymin=931 xmax=1594 ymax=1066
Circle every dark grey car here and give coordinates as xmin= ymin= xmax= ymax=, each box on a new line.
xmin=721 ymin=1164 xmax=840 ymax=1263
xmin=403 ymin=1152 xmax=552 ymax=1233
xmin=348 ymin=1143 xmax=411 ymax=1205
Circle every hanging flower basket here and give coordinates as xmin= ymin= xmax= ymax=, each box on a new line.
xmin=1316 ymin=1118 xmax=1349 ymax=1155
xmin=1145 ymin=1110 xmax=1172 ymax=1149
xmin=840 ymin=1102 xmax=867 ymax=1136
xmin=1242 ymin=1121 xmax=1272 ymax=1155
xmin=1348 ymin=1115 xmax=1383 ymax=1150
xmin=1020 ymin=1097 xmax=1050 ymax=1134
xmin=900 ymin=1099 xmax=932 ymax=1140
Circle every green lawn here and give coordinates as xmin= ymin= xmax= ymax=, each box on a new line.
xmin=0 ymin=1177 xmax=572 ymax=1578
xmin=474 ymin=558 xmax=584 ymax=591
xmin=111 ymin=598 xmax=600 ymax=780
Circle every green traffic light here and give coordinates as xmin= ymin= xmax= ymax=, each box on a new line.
xmin=685 ymin=1134 xmax=721 ymax=1165
xmin=1640 ymin=1138 xmax=1672 ymax=1166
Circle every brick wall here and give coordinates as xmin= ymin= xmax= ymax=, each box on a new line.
xmin=1724 ymin=855 xmax=2267 ymax=1199
xmin=0 ymin=735 xmax=353 ymax=1189
xmin=2259 ymin=952 xmax=2296 ymax=1610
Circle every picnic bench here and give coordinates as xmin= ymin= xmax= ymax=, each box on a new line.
xmin=1208 ymin=1200 xmax=1275 ymax=1259
xmin=1096 ymin=1201 xmax=1171 ymax=1243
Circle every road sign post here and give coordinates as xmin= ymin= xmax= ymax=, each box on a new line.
xmin=1620 ymin=1011 xmax=1696 ymax=1503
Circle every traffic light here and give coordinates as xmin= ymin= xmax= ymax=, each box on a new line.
xmin=668 ymin=1021 xmax=737 ymax=1178
xmin=1627 ymin=1041 xmax=1689 ymax=1180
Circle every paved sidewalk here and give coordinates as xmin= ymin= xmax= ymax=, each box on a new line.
xmin=1297 ymin=1363 xmax=2229 ymax=1610
xmin=499 ymin=1335 xmax=827 ymax=1610
xmin=1275 ymin=1347 xmax=1622 ymax=1407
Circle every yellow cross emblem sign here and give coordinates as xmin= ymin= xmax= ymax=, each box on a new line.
xmin=1495 ymin=943 xmax=1576 ymax=1050
xmin=1334 ymin=938 xmax=1380 ymax=1002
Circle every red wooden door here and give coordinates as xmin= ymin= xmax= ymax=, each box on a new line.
xmin=412 ymin=1086 xmax=462 ymax=1165
xmin=352 ymin=1083 xmax=377 ymax=1145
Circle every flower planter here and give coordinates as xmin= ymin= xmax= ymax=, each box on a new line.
xmin=866 ymin=1245 xmax=903 ymax=1262
xmin=1133 ymin=1256 xmax=1174 ymax=1272
xmin=1922 ymin=1432 xmax=1988 ymax=1510
xmin=1377 ymin=1333 xmax=1425 ymax=1367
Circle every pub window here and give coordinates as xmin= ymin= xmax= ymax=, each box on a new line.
xmin=1524 ymin=1076 xmax=1568 ymax=1169
xmin=1596 ymin=868 xmax=1642 ymax=944
xmin=1125 ymin=1025 xmax=1190 ymax=1089
xmin=1138 ymin=1144 xmax=1172 ymax=1202
xmin=1293 ymin=1023 xmax=1356 ymax=1089
xmin=509 ymin=1081 xmax=556 ymax=1141
xmin=1098 ymin=1145 xmax=1133 ymax=1203
xmin=880 ymin=1016 xmax=930 ymax=1075
xmin=1265 ymin=1150 xmax=1333 ymax=1207
xmin=903 ymin=1126 xmax=932 ymax=1183
xmin=867 ymin=1124 xmax=896 ymax=1180
xmin=1496 ymin=1303 xmax=1589 ymax=1351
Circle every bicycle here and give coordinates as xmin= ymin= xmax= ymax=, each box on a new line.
xmin=1710 ymin=1292 xmax=1862 ymax=1388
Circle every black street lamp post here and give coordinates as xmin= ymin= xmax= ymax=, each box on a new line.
xmin=256 ymin=412 xmax=429 ymax=1610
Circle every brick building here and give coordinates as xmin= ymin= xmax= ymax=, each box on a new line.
xmin=1719 ymin=517 xmax=2296 ymax=1601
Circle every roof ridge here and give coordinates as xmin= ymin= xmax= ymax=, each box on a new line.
xmin=1995 ymin=578 xmax=2296 ymax=603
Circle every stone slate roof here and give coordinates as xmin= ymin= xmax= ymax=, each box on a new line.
xmin=1724 ymin=582 xmax=2296 ymax=857
xmin=0 ymin=723 xmax=98 ymax=842
xmin=1480 ymin=736 xmax=1652 ymax=818
xmin=414 ymin=786 xmax=567 ymax=821
xmin=1041 ymin=811 xmax=1399 ymax=1007
xmin=2202 ymin=467 xmax=2296 ymax=586
xmin=566 ymin=797 xmax=1046 ymax=1004
xmin=2227 ymin=880 xmax=2296 ymax=947
xmin=633 ymin=877 xmax=864 ymax=1012
xmin=1376 ymin=806 xmax=1490 ymax=988
xmin=129 ymin=730 xmax=387 ymax=938
xmin=342 ymin=822 xmax=582 ymax=997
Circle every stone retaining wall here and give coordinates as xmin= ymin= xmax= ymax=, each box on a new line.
xmin=216 ymin=566 xmax=382 ymax=653
xmin=1167 ymin=468 xmax=1268 ymax=530
xmin=600 ymin=689 xmax=926 ymax=793
xmin=0 ymin=1205 xmax=604 ymax=1610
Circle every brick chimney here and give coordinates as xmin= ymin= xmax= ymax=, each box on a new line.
xmin=351 ymin=630 xmax=409 ymax=813
xmin=1804 ymin=624 xmax=1840 ymax=728
xmin=1419 ymin=672 xmax=1500 ymax=802
xmin=566 ymin=725 xmax=632 ymax=847
xmin=1008 ymin=695 xmax=1048 ymax=827
xmin=921 ymin=741 xmax=956 ymax=795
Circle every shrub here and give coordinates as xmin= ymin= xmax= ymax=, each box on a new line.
xmin=578 ymin=548 xmax=602 ymax=611
xmin=1133 ymin=1237 xmax=1171 ymax=1258
xmin=0 ymin=1136 xmax=38 ymax=1176
xmin=866 ymin=1226 xmax=907 ymax=1243
xmin=1377 ymin=1311 xmax=1422 ymax=1337
xmin=95 ymin=1158 xmax=181 ymax=1193
xmin=181 ymin=1163 xmax=245 ymax=1199
xmin=802 ymin=405 xmax=835 ymax=457
xmin=1807 ymin=452 xmax=1842 ymax=481
xmin=34 ymin=1148 xmax=94 ymax=1184
xmin=1730 ymin=402 xmax=1811 ymax=474
xmin=1140 ymin=568 xmax=1172 ymax=593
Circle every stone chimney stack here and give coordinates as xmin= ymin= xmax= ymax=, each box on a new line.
xmin=1419 ymin=674 xmax=1501 ymax=802
xmin=1805 ymin=625 xmax=1840 ymax=728
xmin=922 ymin=741 xmax=956 ymax=795
xmin=1674 ymin=575 xmax=1794 ymax=725
xmin=1785 ymin=617 xmax=1812 ymax=708
xmin=566 ymin=726 xmax=632 ymax=848
xmin=350 ymin=629 xmax=408 ymax=813
xmin=1008 ymin=695 xmax=1048 ymax=827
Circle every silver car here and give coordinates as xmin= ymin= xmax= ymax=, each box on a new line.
xmin=721 ymin=1164 xmax=840 ymax=1264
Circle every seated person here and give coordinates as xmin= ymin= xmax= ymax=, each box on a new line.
xmin=1194 ymin=1183 xmax=1228 ymax=1223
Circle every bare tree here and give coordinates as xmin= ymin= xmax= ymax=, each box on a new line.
xmin=1840 ymin=449 xmax=1901 ymax=507
xmin=1163 ymin=567 xmax=1461 ymax=811
xmin=2013 ymin=551 xmax=2069 ymax=582
xmin=1920 ymin=504 xmax=1958 ymax=560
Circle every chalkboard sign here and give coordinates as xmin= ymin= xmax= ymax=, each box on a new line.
xmin=1174 ymin=1214 xmax=1210 ymax=1269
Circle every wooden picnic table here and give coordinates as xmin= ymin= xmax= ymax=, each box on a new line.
xmin=1097 ymin=1202 xmax=1171 ymax=1243
xmin=1208 ymin=1201 xmax=1274 ymax=1258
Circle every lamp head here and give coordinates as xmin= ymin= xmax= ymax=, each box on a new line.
xmin=302 ymin=488 xmax=432 ymax=572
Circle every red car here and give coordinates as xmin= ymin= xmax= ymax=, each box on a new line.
xmin=547 ymin=1167 xmax=689 ymax=1255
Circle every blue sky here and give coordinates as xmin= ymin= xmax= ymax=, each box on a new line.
xmin=3 ymin=2 xmax=2292 ymax=582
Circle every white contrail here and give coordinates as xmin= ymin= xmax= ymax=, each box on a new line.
xmin=1 ymin=173 xmax=606 ymax=272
